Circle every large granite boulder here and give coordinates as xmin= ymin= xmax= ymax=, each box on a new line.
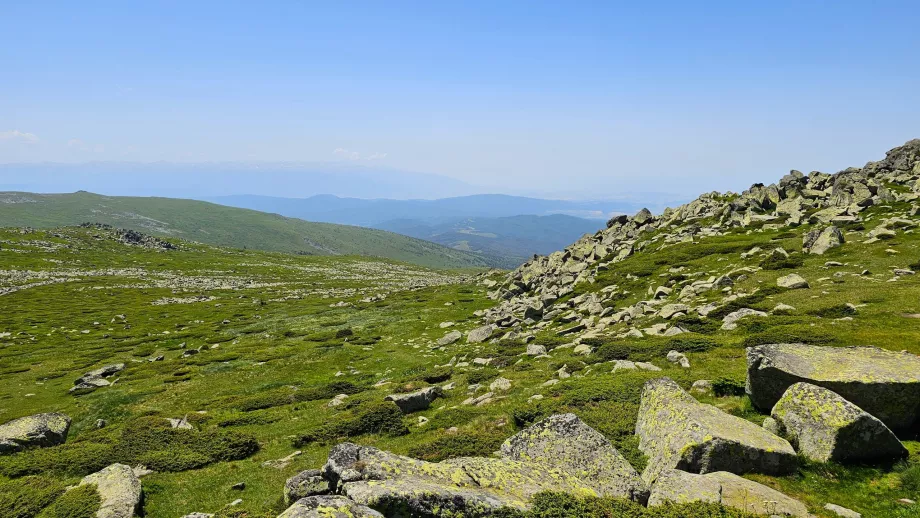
xmin=384 ymin=386 xmax=441 ymax=413
xmin=278 ymin=495 xmax=384 ymax=518
xmin=770 ymin=382 xmax=907 ymax=462
xmin=499 ymin=413 xmax=648 ymax=503
xmin=323 ymin=440 xmax=602 ymax=516
xmin=635 ymin=377 xmax=796 ymax=484
xmin=746 ymin=344 xmax=920 ymax=431
xmin=80 ymin=463 xmax=142 ymax=518
xmin=649 ymin=469 xmax=811 ymax=517
xmin=0 ymin=412 xmax=71 ymax=454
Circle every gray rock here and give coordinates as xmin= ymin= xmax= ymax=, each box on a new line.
xmin=385 ymin=386 xmax=441 ymax=413
xmin=648 ymin=470 xmax=810 ymax=516
xmin=777 ymin=273 xmax=810 ymax=289
xmin=524 ymin=343 xmax=546 ymax=356
xmin=690 ymin=380 xmax=713 ymax=396
xmin=0 ymin=412 xmax=71 ymax=454
xmin=499 ymin=413 xmax=649 ymax=503
xmin=71 ymin=363 xmax=125 ymax=394
xmin=721 ymin=308 xmax=768 ymax=330
xmin=658 ymin=304 xmax=689 ymax=319
xmin=278 ymin=495 xmax=384 ymax=518
xmin=803 ymin=226 xmax=845 ymax=255
xmin=665 ymin=350 xmax=690 ymax=368
xmin=824 ymin=503 xmax=861 ymax=518
xmin=284 ymin=469 xmax=330 ymax=505
xmin=770 ymin=382 xmax=906 ymax=463
xmin=80 ymin=463 xmax=142 ymax=518
xmin=746 ymin=343 xmax=920 ymax=431
xmin=635 ymin=377 xmax=797 ymax=484
xmin=467 ymin=324 xmax=495 ymax=343
xmin=437 ymin=330 xmax=462 ymax=346
xmin=489 ymin=377 xmax=512 ymax=392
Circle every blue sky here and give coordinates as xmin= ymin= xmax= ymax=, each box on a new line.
xmin=1 ymin=1 xmax=919 ymax=198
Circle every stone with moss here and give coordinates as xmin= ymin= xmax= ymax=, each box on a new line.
xmin=384 ymin=386 xmax=441 ymax=413
xmin=499 ymin=413 xmax=649 ymax=503
xmin=278 ymin=495 xmax=384 ymax=517
xmin=322 ymin=441 xmax=606 ymax=516
xmin=746 ymin=343 xmax=920 ymax=431
xmin=284 ymin=469 xmax=330 ymax=505
xmin=0 ymin=412 xmax=71 ymax=454
xmin=770 ymin=382 xmax=907 ymax=463
xmin=649 ymin=469 xmax=811 ymax=516
xmin=79 ymin=463 xmax=142 ymax=518
xmin=635 ymin=377 xmax=797 ymax=484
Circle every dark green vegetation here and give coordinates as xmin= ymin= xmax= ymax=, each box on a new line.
xmin=1 ymin=207 xmax=919 ymax=516
xmin=494 ymin=492 xmax=759 ymax=517
xmin=0 ymin=191 xmax=490 ymax=269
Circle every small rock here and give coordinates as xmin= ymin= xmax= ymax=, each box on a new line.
xmin=824 ymin=503 xmax=861 ymax=518
xmin=777 ymin=273 xmax=810 ymax=289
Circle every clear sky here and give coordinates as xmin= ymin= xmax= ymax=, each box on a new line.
xmin=2 ymin=1 xmax=919 ymax=198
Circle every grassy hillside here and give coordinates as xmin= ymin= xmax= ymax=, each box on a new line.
xmin=0 ymin=191 xmax=491 ymax=269
xmin=0 ymin=216 xmax=918 ymax=516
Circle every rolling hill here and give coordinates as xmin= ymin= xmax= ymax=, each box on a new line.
xmin=0 ymin=191 xmax=490 ymax=269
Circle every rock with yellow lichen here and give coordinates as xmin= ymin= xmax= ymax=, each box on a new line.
xmin=650 ymin=469 xmax=812 ymax=517
xmin=770 ymin=382 xmax=907 ymax=463
xmin=635 ymin=377 xmax=797 ymax=484
xmin=0 ymin=412 xmax=71 ymax=454
xmin=322 ymin=440 xmax=607 ymax=516
xmin=277 ymin=495 xmax=384 ymax=518
xmin=79 ymin=463 xmax=142 ymax=518
xmin=746 ymin=343 xmax=920 ymax=431
xmin=499 ymin=413 xmax=649 ymax=503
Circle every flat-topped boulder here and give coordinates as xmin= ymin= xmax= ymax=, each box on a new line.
xmin=278 ymin=495 xmax=384 ymax=518
xmin=323 ymin=442 xmax=601 ymax=516
xmin=648 ymin=469 xmax=811 ymax=516
xmin=499 ymin=413 xmax=648 ymax=503
xmin=770 ymin=382 xmax=907 ymax=462
xmin=746 ymin=343 xmax=920 ymax=430
xmin=384 ymin=386 xmax=441 ymax=413
xmin=635 ymin=377 xmax=797 ymax=484
xmin=71 ymin=363 xmax=125 ymax=395
xmin=0 ymin=412 xmax=71 ymax=454
xmin=80 ymin=463 xmax=142 ymax=518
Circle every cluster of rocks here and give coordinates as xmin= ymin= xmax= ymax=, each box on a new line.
xmin=481 ymin=139 xmax=920 ymax=339
xmin=70 ymin=363 xmax=125 ymax=395
xmin=80 ymin=222 xmax=178 ymax=250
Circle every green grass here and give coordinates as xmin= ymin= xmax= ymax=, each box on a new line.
xmin=0 ymin=191 xmax=491 ymax=269
xmin=0 ymin=216 xmax=919 ymax=517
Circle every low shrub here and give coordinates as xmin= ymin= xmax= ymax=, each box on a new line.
xmin=407 ymin=428 xmax=506 ymax=462
xmin=0 ymin=475 xmax=65 ymax=518
xmin=466 ymin=367 xmax=500 ymax=385
xmin=671 ymin=315 xmax=720 ymax=334
xmin=235 ymin=380 xmax=365 ymax=411
xmin=898 ymin=461 xmax=920 ymax=494
xmin=760 ymin=254 xmax=804 ymax=270
xmin=493 ymin=492 xmax=759 ymax=517
xmin=293 ymin=401 xmax=408 ymax=445
xmin=808 ymin=304 xmax=857 ymax=319
xmin=37 ymin=484 xmax=101 ymax=518
xmin=712 ymin=376 xmax=746 ymax=397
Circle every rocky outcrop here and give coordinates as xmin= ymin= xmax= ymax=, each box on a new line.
xmin=284 ymin=469 xmax=330 ymax=505
xmin=770 ymin=382 xmax=907 ymax=462
xmin=648 ymin=469 xmax=811 ymax=516
xmin=384 ymin=386 xmax=441 ymax=413
xmin=635 ymin=377 xmax=797 ymax=484
xmin=80 ymin=463 xmax=142 ymax=518
xmin=0 ymin=412 xmax=71 ymax=454
xmin=746 ymin=343 xmax=920 ymax=431
xmin=499 ymin=413 xmax=648 ymax=503
xmin=278 ymin=495 xmax=384 ymax=518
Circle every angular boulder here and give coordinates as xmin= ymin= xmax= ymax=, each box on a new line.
xmin=770 ymin=382 xmax=906 ymax=462
xmin=803 ymin=226 xmax=845 ymax=255
xmin=384 ymin=386 xmax=440 ymax=413
xmin=499 ymin=413 xmax=648 ymax=503
xmin=777 ymin=273 xmax=810 ymax=289
xmin=437 ymin=330 xmax=462 ymax=346
xmin=746 ymin=343 xmax=920 ymax=431
xmin=71 ymin=363 xmax=125 ymax=395
xmin=635 ymin=377 xmax=796 ymax=484
xmin=0 ymin=412 xmax=71 ymax=454
xmin=467 ymin=324 xmax=495 ymax=343
xmin=284 ymin=469 xmax=330 ymax=505
xmin=80 ymin=463 xmax=142 ymax=518
xmin=649 ymin=469 xmax=810 ymax=516
xmin=278 ymin=495 xmax=384 ymax=518
xmin=323 ymin=439 xmax=607 ymax=516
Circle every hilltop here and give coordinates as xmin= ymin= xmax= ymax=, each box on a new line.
xmin=0 ymin=191 xmax=490 ymax=269
xmin=0 ymin=140 xmax=919 ymax=517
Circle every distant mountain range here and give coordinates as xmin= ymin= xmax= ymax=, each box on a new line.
xmin=0 ymin=191 xmax=490 ymax=269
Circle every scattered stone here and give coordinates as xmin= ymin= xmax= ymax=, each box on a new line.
xmin=721 ymin=308 xmax=767 ymax=330
xmin=777 ymin=273 xmax=810 ymax=289
xmin=0 ymin=412 xmax=71 ymax=454
xmin=658 ymin=304 xmax=689 ymax=319
xmin=70 ymin=363 xmax=125 ymax=395
xmin=690 ymin=380 xmax=713 ymax=396
xmin=327 ymin=394 xmax=349 ymax=408
xmin=437 ymin=330 xmax=462 ymax=346
xmin=167 ymin=415 xmax=193 ymax=429
xmin=635 ymin=377 xmax=797 ymax=483
xmin=803 ymin=226 xmax=845 ymax=254
xmin=746 ymin=343 xmax=920 ymax=430
xmin=385 ymin=387 xmax=441 ymax=413
xmin=769 ymin=382 xmax=906 ymax=462
xmin=824 ymin=503 xmax=861 ymax=518
xmin=489 ymin=377 xmax=512 ymax=392
xmin=524 ymin=343 xmax=546 ymax=356
xmin=466 ymin=324 xmax=494 ymax=343
xmin=665 ymin=350 xmax=690 ymax=368
xmin=80 ymin=463 xmax=142 ymax=518
xmin=231 ymin=482 xmax=246 ymax=490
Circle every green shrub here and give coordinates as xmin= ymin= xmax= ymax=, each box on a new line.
xmin=407 ymin=428 xmax=506 ymax=462
xmin=707 ymin=287 xmax=785 ymax=320
xmin=740 ymin=328 xmax=835 ymax=348
xmin=466 ymin=367 xmax=500 ymax=385
xmin=664 ymin=335 xmax=718 ymax=353
xmin=898 ymin=461 xmax=920 ymax=494
xmin=760 ymin=254 xmax=804 ymax=270
xmin=293 ymin=401 xmax=408 ymax=445
xmin=712 ymin=376 xmax=746 ymax=397
xmin=335 ymin=328 xmax=354 ymax=338
xmin=808 ymin=304 xmax=857 ymax=319
xmin=37 ymin=484 xmax=101 ymax=518
xmin=493 ymin=492 xmax=759 ymax=517
xmin=671 ymin=315 xmax=720 ymax=334
xmin=0 ymin=476 xmax=65 ymax=518
xmin=235 ymin=380 xmax=364 ymax=411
